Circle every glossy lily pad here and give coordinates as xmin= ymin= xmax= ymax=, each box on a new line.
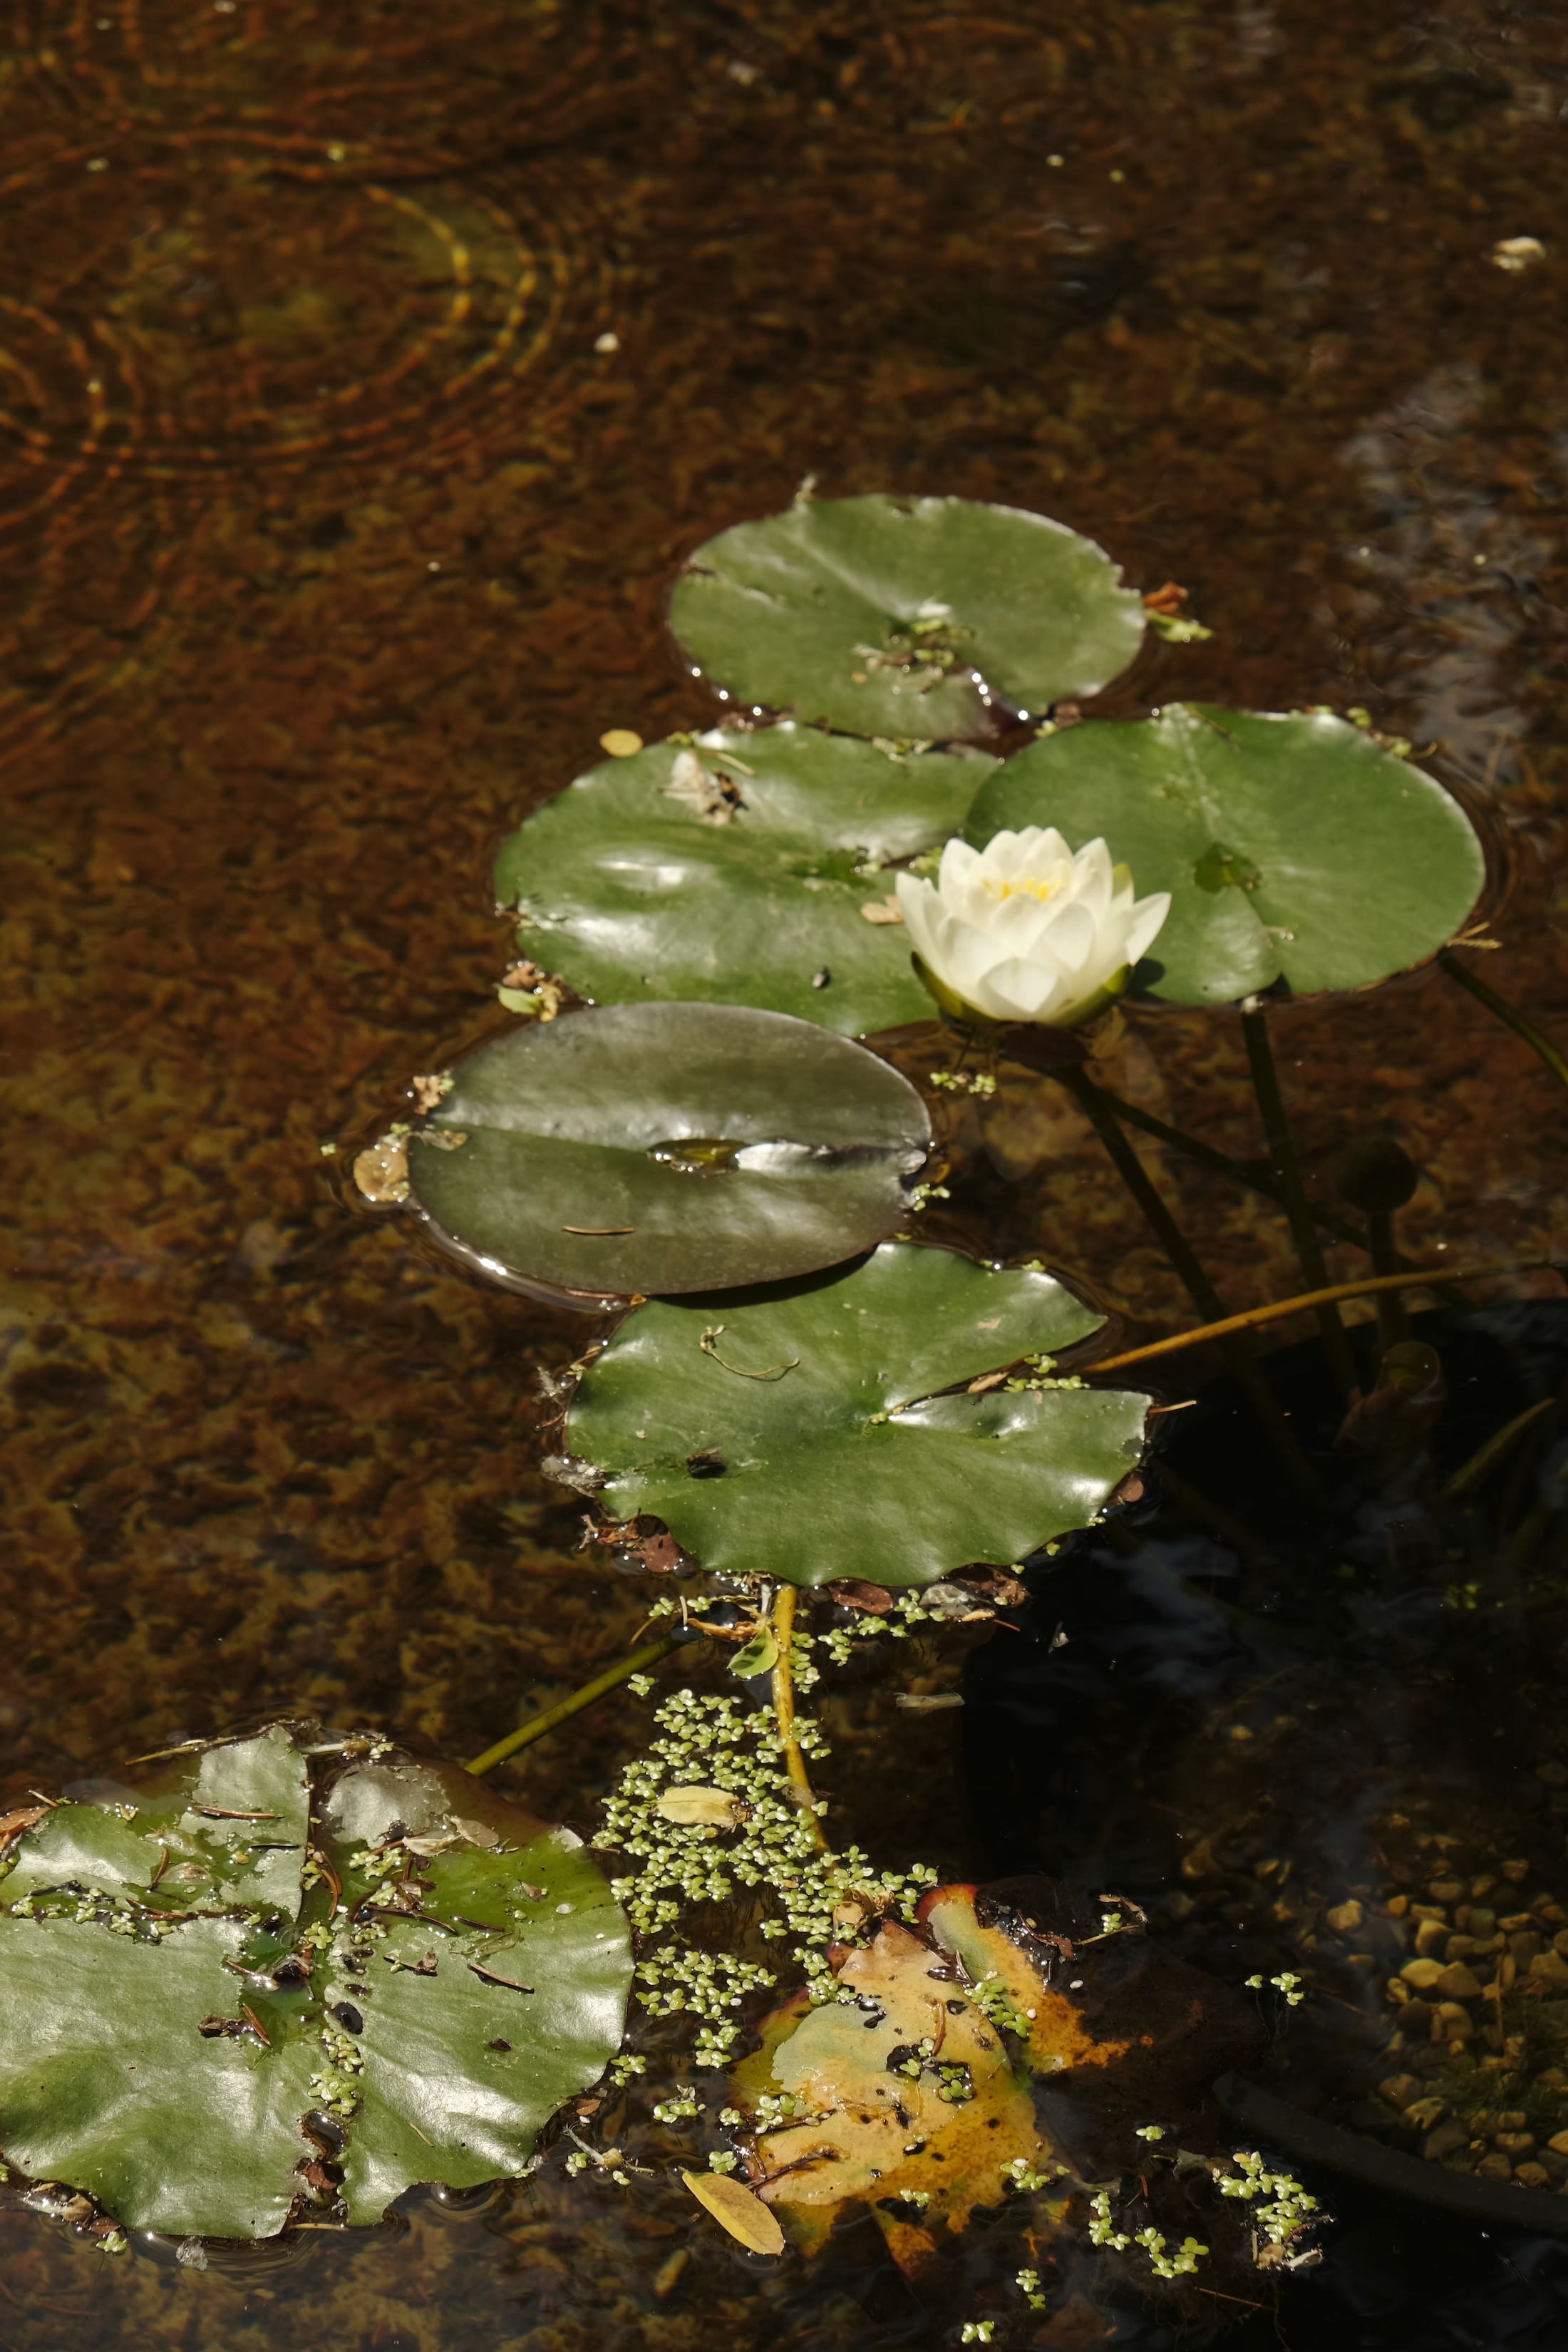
xmin=669 ymin=494 xmax=1145 ymax=743
xmin=964 ymin=706 xmax=1485 ymax=1004
xmin=565 ymin=1242 xmax=1148 ymax=1587
xmin=493 ymin=725 xmax=995 ymax=1037
xmin=0 ymin=1724 xmax=630 ymax=2238
xmin=403 ymin=1003 xmax=931 ymax=1301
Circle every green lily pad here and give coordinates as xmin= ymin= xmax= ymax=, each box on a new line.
xmin=964 ymin=705 xmax=1485 ymax=1004
xmin=565 ymin=1242 xmax=1148 ymax=1588
xmin=494 ymin=725 xmax=995 ymax=1037
xmin=403 ymin=1003 xmax=931 ymax=1302
xmin=0 ymin=1724 xmax=630 ymax=2238
xmin=668 ymin=494 xmax=1146 ymax=743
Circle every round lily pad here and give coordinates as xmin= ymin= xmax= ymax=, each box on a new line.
xmin=565 ymin=1242 xmax=1149 ymax=1588
xmin=0 ymin=1723 xmax=630 ymax=2238
xmin=668 ymin=494 xmax=1146 ymax=743
xmin=404 ymin=1003 xmax=932 ymax=1301
xmin=494 ymin=725 xmax=996 ymax=1038
xmin=964 ymin=705 xmax=1485 ymax=1004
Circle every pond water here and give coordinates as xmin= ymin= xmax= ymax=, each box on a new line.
xmin=4 ymin=1 xmax=1568 ymax=2344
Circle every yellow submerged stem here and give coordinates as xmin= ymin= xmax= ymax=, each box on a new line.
xmin=1088 ymin=1260 xmax=1557 ymax=1379
xmin=770 ymin=1584 xmax=829 ymax=1853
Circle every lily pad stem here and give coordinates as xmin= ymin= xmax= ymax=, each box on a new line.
xmin=1057 ymin=1067 xmax=1321 ymax=1505
xmin=1364 ymin=1207 xmax=1409 ymax=1348
xmin=1240 ymin=999 xmax=1357 ymax=1403
xmin=465 ymin=1631 xmax=684 ymax=1776
xmin=1089 ymin=1259 xmax=1557 ymax=1377
xmin=770 ymin=1585 xmax=829 ymax=1853
xmin=1438 ymin=947 xmax=1568 ymax=1097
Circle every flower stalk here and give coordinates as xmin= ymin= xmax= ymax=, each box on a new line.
xmin=1239 ymin=999 xmax=1357 ymax=1402
xmin=1058 ymin=1066 xmax=1321 ymax=1504
xmin=1438 ymin=947 xmax=1568 ymax=1098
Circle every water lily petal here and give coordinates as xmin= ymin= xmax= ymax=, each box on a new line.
xmin=1033 ymin=899 xmax=1100 ymax=978
xmin=1124 ymin=892 xmax=1172 ymax=966
xmin=894 ymin=871 xmax=938 ymax=951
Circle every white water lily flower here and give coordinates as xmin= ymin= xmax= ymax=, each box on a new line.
xmin=894 ymin=827 xmax=1170 ymax=1027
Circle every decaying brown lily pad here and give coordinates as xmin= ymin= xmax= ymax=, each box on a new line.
xmin=731 ymin=1877 xmax=1261 ymax=2274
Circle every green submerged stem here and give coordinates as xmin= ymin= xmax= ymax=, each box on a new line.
xmin=1365 ymin=1208 xmax=1410 ymax=1348
xmin=1075 ymin=1075 xmax=1465 ymax=1302
xmin=1240 ymin=999 xmax=1358 ymax=1401
xmin=1058 ymin=1066 xmax=1321 ymax=1505
xmin=1075 ymin=1078 xmax=1299 ymax=1219
xmin=1440 ymin=947 xmax=1568 ymax=1097
xmin=465 ymin=1629 xmax=684 ymax=1776
xmin=770 ymin=1584 xmax=829 ymax=1853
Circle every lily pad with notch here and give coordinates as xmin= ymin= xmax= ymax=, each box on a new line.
xmin=0 ymin=1723 xmax=631 ymax=2239
xmin=493 ymin=724 xmax=996 ymax=1037
xmin=669 ymin=494 xmax=1146 ymax=743
xmin=402 ymin=1002 xmax=932 ymax=1301
xmin=565 ymin=1242 xmax=1149 ymax=1587
xmin=964 ymin=704 xmax=1486 ymax=1004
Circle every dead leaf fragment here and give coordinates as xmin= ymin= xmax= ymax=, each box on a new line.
xmin=664 ymin=747 xmax=745 ymax=823
xmin=0 ymin=1802 xmax=52 ymax=1852
xmin=681 ymin=2168 xmax=785 ymax=2255
xmin=859 ymin=894 xmax=904 ymax=925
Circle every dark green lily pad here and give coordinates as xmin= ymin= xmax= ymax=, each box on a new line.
xmin=403 ymin=1003 xmax=931 ymax=1301
xmin=964 ymin=706 xmax=1485 ymax=1004
xmin=565 ymin=1242 xmax=1148 ymax=1588
xmin=0 ymin=1724 xmax=630 ymax=2237
xmin=494 ymin=726 xmax=994 ymax=1037
xmin=668 ymin=495 xmax=1145 ymax=743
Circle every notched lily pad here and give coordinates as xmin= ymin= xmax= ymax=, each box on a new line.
xmin=0 ymin=1723 xmax=631 ymax=2239
xmin=401 ymin=1002 xmax=932 ymax=1301
xmin=565 ymin=1242 xmax=1150 ymax=1587
xmin=493 ymin=724 xmax=996 ymax=1037
xmin=966 ymin=705 xmax=1485 ymax=1004
xmin=669 ymin=495 xmax=1146 ymax=743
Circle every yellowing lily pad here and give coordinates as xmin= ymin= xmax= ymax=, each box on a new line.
xmin=734 ymin=1911 xmax=1056 ymax=2274
xmin=729 ymin=1881 xmax=1264 ymax=2272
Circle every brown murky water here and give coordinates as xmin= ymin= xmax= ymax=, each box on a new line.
xmin=4 ymin=1 xmax=1568 ymax=2343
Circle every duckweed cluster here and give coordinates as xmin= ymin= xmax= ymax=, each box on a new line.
xmin=594 ymin=1686 xmax=938 ymax=2058
xmin=1215 ymin=2149 xmax=1319 ymax=2244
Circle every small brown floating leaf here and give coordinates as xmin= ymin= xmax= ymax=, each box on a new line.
xmin=353 ymin=1135 xmax=408 ymax=1205
xmin=656 ymin=1785 xmax=752 ymax=1829
xmin=681 ymin=2167 xmax=785 ymax=2255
